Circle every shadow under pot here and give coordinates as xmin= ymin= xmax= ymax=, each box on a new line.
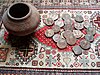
xmin=2 ymin=2 xmax=40 ymax=36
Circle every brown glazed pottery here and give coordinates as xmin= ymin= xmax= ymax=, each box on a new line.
xmin=2 ymin=2 xmax=40 ymax=36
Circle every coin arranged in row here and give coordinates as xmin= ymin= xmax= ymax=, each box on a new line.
xmin=73 ymin=30 xmax=83 ymax=39
xmin=85 ymin=33 xmax=94 ymax=42
xmin=80 ymin=40 xmax=91 ymax=50
xmin=57 ymin=38 xmax=67 ymax=49
xmin=52 ymin=25 xmax=60 ymax=33
xmin=75 ymin=15 xmax=84 ymax=23
xmin=73 ymin=45 xmax=83 ymax=56
xmin=53 ymin=34 xmax=61 ymax=42
xmin=74 ymin=22 xmax=84 ymax=30
xmin=44 ymin=18 xmax=54 ymax=26
xmin=55 ymin=18 xmax=64 ymax=27
xmin=45 ymin=29 xmax=54 ymax=37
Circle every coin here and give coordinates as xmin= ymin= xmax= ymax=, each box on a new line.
xmin=63 ymin=30 xmax=73 ymax=39
xmin=73 ymin=45 xmax=83 ymax=56
xmin=87 ymin=27 xmax=96 ymax=35
xmin=52 ymin=34 xmax=62 ymax=42
xmin=64 ymin=24 xmax=73 ymax=31
xmin=83 ymin=20 xmax=91 ymax=28
xmin=52 ymin=25 xmax=60 ymax=33
xmin=85 ymin=34 xmax=94 ymax=42
xmin=73 ymin=30 xmax=83 ymax=39
xmin=55 ymin=18 xmax=64 ymax=27
xmin=74 ymin=22 xmax=84 ymax=30
xmin=80 ymin=40 xmax=91 ymax=50
xmin=62 ymin=13 xmax=71 ymax=21
xmin=49 ymin=12 xmax=58 ymax=20
xmin=66 ymin=35 xmax=76 ymax=45
xmin=44 ymin=18 xmax=54 ymax=26
xmin=64 ymin=18 xmax=73 ymax=25
xmin=57 ymin=38 xmax=67 ymax=49
xmin=75 ymin=15 xmax=84 ymax=23
xmin=45 ymin=29 xmax=54 ymax=37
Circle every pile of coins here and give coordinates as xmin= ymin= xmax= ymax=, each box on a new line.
xmin=44 ymin=12 xmax=96 ymax=56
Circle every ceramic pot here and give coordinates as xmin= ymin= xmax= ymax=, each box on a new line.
xmin=2 ymin=2 xmax=40 ymax=36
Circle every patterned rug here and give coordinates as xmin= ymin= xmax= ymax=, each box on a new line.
xmin=0 ymin=1 xmax=100 ymax=74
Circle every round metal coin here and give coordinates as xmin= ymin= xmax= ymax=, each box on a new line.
xmin=85 ymin=34 xmax=94 ymax=42
xmin=52 ymin=25 xmax=60 ymax=33
xmin=49 ymin=12 xmax=58 ymax=21
xmin=63 ymin=30 xmax=73 ymax=39
xmin=73 ymin=45 xmax=83 ymax=56
xmin=64 ymin=24 xmax=73 ymax=31
xmin=83 ymin=20 xmax=91 ymax=29
xmin=57 ymin=38 xmax=67 ymax=49
xmin=87 ymin=27 xmax=96 ymax=35
xmin=52 ymin=34 xmax=62 ymax=42
xmin=66 ymin=35 xmax=76 ymax=45
xmin=44 ymin=18 xmax=54 ymax=26
xmin=55 ymin=18 xmax=64 ymax=27
xmin=73 ymin=30 xmax=83 ymax=39
xmin=45 ymin=29 xmax=54 ymax=37
xmin=62 ymin=13 xmax=71 ymax=21
xmin=64 ymin=18 xmax=73 ymax=25
xmin=75 ymin=15 xmax=84 ymax=23
xmin=74 ymin=22 xmax=84 ymax=30
xmin=80 ymin=40 xmax=91 ymax=50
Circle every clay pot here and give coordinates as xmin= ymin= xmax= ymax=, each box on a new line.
xmin=2 ymin=2 xmax=40 ymax=36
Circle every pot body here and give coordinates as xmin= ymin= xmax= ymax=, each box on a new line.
xmin=2 ymin=2 xmax=40 ymax=36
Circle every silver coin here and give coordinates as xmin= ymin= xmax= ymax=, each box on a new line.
xmin=57 ymin=38 xmax=67 ymax=49
xmin=63 ymin=30 xmax=73 ymax=39
xmin=62 ymin=13 xmax=71 ymax=21
xmin=64 ymin=24 xmax=73 ymax=31
xmin=87 ymin=27 xmax=96 ymax=35
xmin=73 ymin=45 xmax=83 ymax=56
xmin=66 ymin=35 xmax=77 ymax=45
xmin=73 ymin=30 xmax=83 ymax=39
xmin=74 ymin=22 xmax=84 ymax=30
xmin=49 ymin=12 xmax=58 ymax=21
xmin=55 ymin=18 xmax=64 ymax=27
xmin=80 ymin=40 xmax=91 ymax=50
xmin=52 ymin=25 xmax=60 ymax=33
xmin=85 ymin=34 xmax=94 ymax=42
xmin=75 ymin=15 xmax=84 ymax=23
xmin=83 ymin=20 xmax=91 ymax=28
xmin=52 ymin=34 xmax=62 ymax=42
xmin=45 ymin=29 xmax=54 ymax=37
xmin=44 ymin=18 xmax=54 ymax=26
xmin=64 ymin=18 xmax=73 ymax=25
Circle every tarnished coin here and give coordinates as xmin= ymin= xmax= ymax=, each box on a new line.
xmin=87 ymin=27 xmax=96 ymax=35
xmin=45 ymin=29 xmax=54 ymax=37
xmin=49 ymin=12 xmax=58 ymax=20
xmin=55 ymin=18 xmax=64 ymax=27
xmin=62 ymin=13 xmax=71 ymax=21
xmin=80 ymin=40 xmax=91 ymax=50
xmin=73 ymin=30 xmax=83 ymax=39
xmin=63 ymin=30 xmax=73 ymax=39
xmin=52 ymin=34 xmax=62 ymax=42
xmin=85 ymin=34 xmax=94 ymax=42
xmin=83 ymin=20 xmax=91 ymax=28
xmin=73 ymin=45 xmax=83 ymax=56
xmin=74 ymin=22 xmax=84 ymax=30
xmin=57 ymin=38 xmax=67 ymax=49
xmin=75 ymin=15 xmax=84 ymax=23
xmin=44 ymin=18 xmax=54 ymax=26
xmin=66 ymin=35 xmax=77 ymax=45
xmin=52 ymin=25 xmax=60 ymax=33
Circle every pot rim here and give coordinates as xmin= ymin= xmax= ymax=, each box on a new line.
xmin=7 ymin=2 xmax=31 ymax=21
